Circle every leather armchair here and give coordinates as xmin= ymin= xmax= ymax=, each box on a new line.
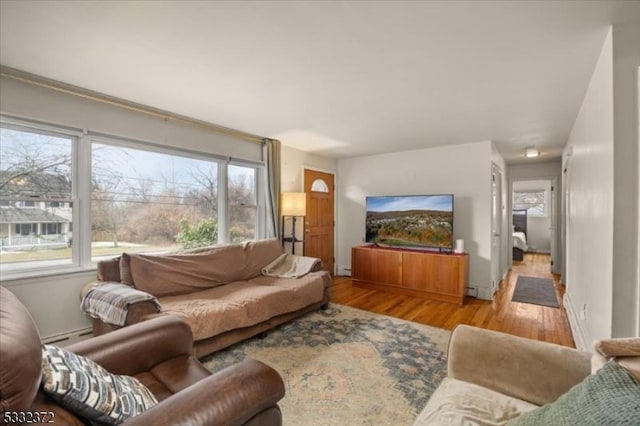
xmin=0 ymin=286 xmax=285 ymax=426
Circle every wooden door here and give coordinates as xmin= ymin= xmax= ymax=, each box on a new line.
xmin=304 ymin=169 xmax=335 ymax=273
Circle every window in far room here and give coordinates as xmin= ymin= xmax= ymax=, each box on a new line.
xmin=513 ymin=190 xmax=546 ymax=217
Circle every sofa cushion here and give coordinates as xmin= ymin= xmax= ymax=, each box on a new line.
xmin=243 ymin=238 xmax=287 ymax=278
xmin=159 ymin=281 xmax=297 ymax=341
xmin=126 ymin=239 xmax=283 ymax=297
xmin=414 ymin=377 xmax=537 ymax=426
xmin=508 ymin=360 xmax=640 ymax=426
xmin=249 ymin=272 xmax=326 ymax=307
xmin=40 ymin=344 xmax=158 ymax=425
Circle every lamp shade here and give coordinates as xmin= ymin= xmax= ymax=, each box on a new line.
xmin=281 ymin=192 xmax=306 ymax=216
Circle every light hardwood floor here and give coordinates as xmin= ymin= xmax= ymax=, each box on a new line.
xmin=331 ymin=252 xmax=575 ymax=347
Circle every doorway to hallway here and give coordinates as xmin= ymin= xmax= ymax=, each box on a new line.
xmin=511 ymin=178 xmax=558 ymax=275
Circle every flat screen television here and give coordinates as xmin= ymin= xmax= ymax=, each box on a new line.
xmin=365 ymin=194 xmax=454 ymax=251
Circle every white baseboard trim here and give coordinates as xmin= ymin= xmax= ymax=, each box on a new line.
xmin=564 ymin=292 xmax=588 ymax=352
xmin=476 ymin=286 xmax=493 ymax=301
xmin=337 ymin=264 xmax=352 ymax=276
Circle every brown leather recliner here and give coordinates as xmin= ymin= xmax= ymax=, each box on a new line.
xmin=0 ymin=286 xmax=285 ymax=425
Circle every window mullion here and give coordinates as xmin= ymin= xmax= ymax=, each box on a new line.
xmin=256 ymin=168 xmax=265 ymax=239
xmin=77 ymin=134 xmax=92 ymax=268
xmin=218 ymin=161 xmax=229 ymax=244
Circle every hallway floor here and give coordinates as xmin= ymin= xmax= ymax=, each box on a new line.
xmin=331 ymin=252 xmax=575 ymax=347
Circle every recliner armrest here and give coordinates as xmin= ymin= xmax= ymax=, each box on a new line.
xmin=447 ymin=325 xmax=591 ymax=406
xmin=66 ymin=315 xmax=192 ymax=376
xmin=124 ymin=359 xmax=285 ymax=426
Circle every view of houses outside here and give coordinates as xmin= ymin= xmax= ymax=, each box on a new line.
xmin=1 ymin=126 xmax=257 ymax=273
xmin=0 ymin=128 xmax=74 ymax=269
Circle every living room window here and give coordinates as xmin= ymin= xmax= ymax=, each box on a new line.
xmin=1 ymin=117 xmax=265 ymax=278
xmin=91 ymin=141 xmax=221 ymax=260
xmin=228 ymin=164 xmax=258 ymax=243
xmin=0 ymin=125 xmax=75 ymax=274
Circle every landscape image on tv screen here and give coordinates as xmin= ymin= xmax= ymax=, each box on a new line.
xmin=365 ymin=194 xmax=454 ymax=250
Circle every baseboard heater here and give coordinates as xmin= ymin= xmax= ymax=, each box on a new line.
xmin=42 ymin=327 xmax=93 ymax=346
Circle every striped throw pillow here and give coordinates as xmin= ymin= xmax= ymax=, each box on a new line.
xmin=40 ymin=344 xmax=157 ymax=425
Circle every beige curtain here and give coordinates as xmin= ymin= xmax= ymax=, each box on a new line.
xmin=263 ymin=138 xmax=281 ymax=238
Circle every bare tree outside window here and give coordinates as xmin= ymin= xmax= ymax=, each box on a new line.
xmin=1 ymin=122 xmax=261 ymax=274
xmin=90 ymin=143 xmax=220 ymax=258
xmin=0 ymin=127 xmax=74 ymax=271
xmin=228 ymin=164 xmax=257 ymax=243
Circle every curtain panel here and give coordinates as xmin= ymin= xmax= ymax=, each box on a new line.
xmin=263 ymin=138 xmax=281 ymax=238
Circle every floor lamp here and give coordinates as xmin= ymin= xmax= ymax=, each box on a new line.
xmin=281 ymin=192 xmax=306 ymax=255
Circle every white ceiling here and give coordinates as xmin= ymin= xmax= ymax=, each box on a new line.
xmin=1 ymin=1 xmax=638 ymax=163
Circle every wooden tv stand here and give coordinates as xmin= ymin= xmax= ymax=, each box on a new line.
xmin=351 ymin=245 xmax=469 ymax=305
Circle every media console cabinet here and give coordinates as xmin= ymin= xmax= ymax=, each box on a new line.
xmin=351 ymin=245 xmax=469 ymax=305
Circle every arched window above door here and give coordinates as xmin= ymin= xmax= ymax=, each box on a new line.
xmin=311 ymin=178 xmax=329 ymax=193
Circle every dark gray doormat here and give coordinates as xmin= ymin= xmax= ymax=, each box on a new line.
xmin=512 ymin=275 xmax=559 ymax=308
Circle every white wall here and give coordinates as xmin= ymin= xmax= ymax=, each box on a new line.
xmin=563 ymin=29 xmax=614 ymax=349
xmin=564 ymin=23 xmax=639 ymax=346
xmin=281 ymin=145 xmax=337 ymax=192
xmin=0 ymin=76 xmax=262 ymax=162
xmin=611 ymin=23 xmax=640 ymax=338
xmin=5 ymin=272 xmax=95 ymax=340
xmin=337 ymin=140 xmax=494 ymax=299
xmin=637 ymin=67 xmax=640 ymax=335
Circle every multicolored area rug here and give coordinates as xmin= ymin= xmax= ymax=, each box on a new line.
xmin=201 ymin=304 xmax=450 ymax=426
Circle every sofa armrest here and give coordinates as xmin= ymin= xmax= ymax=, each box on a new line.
xmin=447 ymin=325 xmax=591 ymax=406
xmin=124 ymin=359 xmax=285 ymax=426
xmin=66 ymin=315 xmax=193 ymax=376
xmin=81 ymin=281 xmax=161 ymax=334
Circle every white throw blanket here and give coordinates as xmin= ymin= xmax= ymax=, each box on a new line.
xmin=261 ymin=253 xmax=321 ymax=278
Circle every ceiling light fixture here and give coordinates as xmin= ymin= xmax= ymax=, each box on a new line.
xmin=524 ymin=147 xmax=540 ymax=158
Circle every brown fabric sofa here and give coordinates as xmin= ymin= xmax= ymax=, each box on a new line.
xmin=83 ymin=238 xmax=331 ymax=358
xmin=0 ymin=286 xmax=285 ymax=426
xmin=414 ymin=325 xmax=640 ymax=425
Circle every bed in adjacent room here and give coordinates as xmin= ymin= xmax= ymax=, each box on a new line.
xmin=512 ymin=209 xmax=528 ymax=261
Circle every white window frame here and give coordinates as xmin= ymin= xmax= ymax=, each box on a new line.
xmin=226 ymin=159 xmax=264 ymax=244
xmin=1 ymin=118 xmax=81 ymax=278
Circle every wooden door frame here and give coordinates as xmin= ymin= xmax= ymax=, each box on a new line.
xmin=302 ymin=166 xmax=337 ymax=274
